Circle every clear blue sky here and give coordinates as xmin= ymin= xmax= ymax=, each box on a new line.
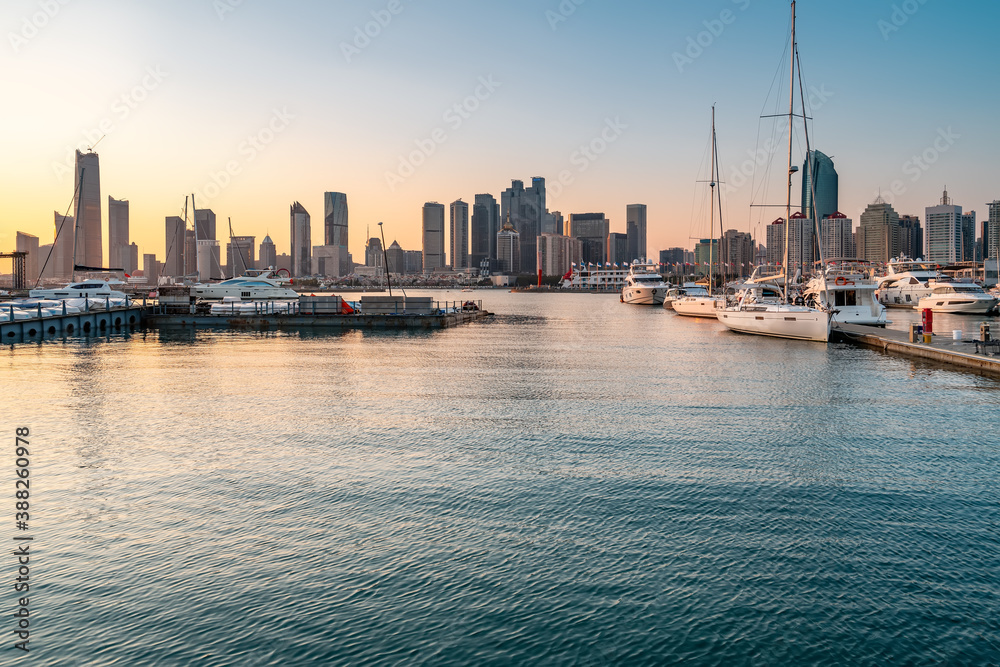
xmin=1 ymin=0 xmax=997 ymax=260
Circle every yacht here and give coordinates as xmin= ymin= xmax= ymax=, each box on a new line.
xmin=191 ymin=269 xmax=299 ymax=300
xmin=715 ymin=3 xmax=831 ymax=343
xmin=875 ymin=257 xmax=948 ymax=308
xmin=915 ymin=282 xmax=997 ymax=313
xmin=29 ymin=280 xmax=127 ymax=301
xmin=662 ymin=283 xmax=708 ymax=310
xmin=621 ymin=261 xmax=669 ymax=305
xmin=803 ymin=259 xmax=887 ymax=327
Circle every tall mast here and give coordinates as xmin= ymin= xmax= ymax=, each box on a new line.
xmin=713 ymin=107 xmax=725 ymax=285
xmin=709 ymin=106 xmax=716 ymax=295
xmin=782 ymin=1 xmax=796 ymax=302
xmin=191 ymin=193 xmax=200 ymax=281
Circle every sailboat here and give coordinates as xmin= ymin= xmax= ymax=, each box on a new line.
xmin=715 ymin=1 xmax=831 ymax=343
xmin=674 ymin=106 xmax=726 ymax=318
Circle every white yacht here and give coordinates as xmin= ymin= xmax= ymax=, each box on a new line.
xmin=29 ymin=280 xmax=127 ymax=301
xmin=875 ymin=257 xmax=948 ymax=308
xmin=621 ymin=261 xmax=669 ymax=305
xmin=915 ymin=282 xmax=997 ymax=313
xmin=662 ymin=283 xmax=708 ymax=310
xmin=191 ymin=269 xmax=299 ymax=300
xmin=803 ymin=259 xmax=887 ymax=327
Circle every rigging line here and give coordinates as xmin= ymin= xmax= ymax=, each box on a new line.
xmin=35 ymin=171 xmax=86 ymax=288
xmin=796 ymin=44 xmax=825 ymax=268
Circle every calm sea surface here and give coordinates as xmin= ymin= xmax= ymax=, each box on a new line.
xmin=3 ymin=291 xmax=999 ymax=666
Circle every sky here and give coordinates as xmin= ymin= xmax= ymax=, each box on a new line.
xmin=1 ymin=0 xmax=998 ymax=268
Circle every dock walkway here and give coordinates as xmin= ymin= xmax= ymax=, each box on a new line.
xmin=832 ymin=322 xmax=1000 ymax=377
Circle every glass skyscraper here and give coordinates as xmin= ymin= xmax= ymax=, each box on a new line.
xmin=801 ymin=150 xmax=838 ymax=223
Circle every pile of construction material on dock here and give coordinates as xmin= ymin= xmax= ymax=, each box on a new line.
xmin=145 ymin=293 xmax=490 ymax=331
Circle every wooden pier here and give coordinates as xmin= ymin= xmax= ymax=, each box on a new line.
xmin=832 ymin=322 xmax=1000 ymax=377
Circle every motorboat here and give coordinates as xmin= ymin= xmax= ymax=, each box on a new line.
xmin=672 ymin=292 xmax=724 ymax=317
xmin=662 ymin=283 xmax=708 ymax=310
xmin=875 ymin=257 xmax=948 ymax=308
xmin=803 ymin=259 xmax=887 ymax=327
xmin=621 ymin=260 xmax=669 ymax=305
xmin=915 ymin=282 xmax=997 ymax=313
xmin=191 ymin=269 xmax=298 ymax=300
xmin=28 ymin=280 xmax=127 ymax=300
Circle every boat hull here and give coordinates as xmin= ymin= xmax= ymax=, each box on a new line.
xmin=716 ymin=306 xmax=830 ymax=342
xmin=622 ymin=286 xmax=665 ymax=305
xmin=672 ymin=296 xmax=722 ymax=318
xmin=914 ymin=297 xmax=997 ymax=314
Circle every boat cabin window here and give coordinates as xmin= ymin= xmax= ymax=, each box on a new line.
xmin=834 ymin=290 xmax=857 ymax=307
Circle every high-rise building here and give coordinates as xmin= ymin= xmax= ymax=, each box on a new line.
xmin=195 ymin=209 xmax=217 ymax=241
xmin=164 ymin=216 xmax=186 ymax=277
xmin=108 ymin=197 xmax=129 ymax=271
xmin=404 ymin=250 xmax=423 ymax=274
xmin=74 ymin=150 xmax=102 ymax=270
xmin=290 ymin=202 xmax=311 ymax=277
xmin=15 ymin=232 xmax=39 ymax=286
xmin=801 ymin=150 xmax=838 ymax=223
xmin=125 ymin=242 xmax=139 ymax=276
xmin=626 ymin=204 xmax=647 ymax=261
xmin=385 ymin=240 xmax=405 ymax=275
xmin=324 ymin=192 xmax=348 ymax=247
xmin=450 ymin=199 xmax=470 ymax=269
xmin=52 ymin=212 xmax=75 ymax=279
xmin=898 ymin=215 xmax=923 ymax=260
xmin=422 ymin=202 xmax=446 ymax=272
xmin=694 ymin=239 xmax=718 ymax=276
xmin=542 ymin=210 xmax=563 ymax=236
xmin=660 ymin=248 xmax=686 ymax=265
xmin=312 ymin=245 xmax=349 ymax=277
xmin=786 ymin=213 xmax=816 ymax=274
xmin=501 ymin=177 xmax=547 ymax=273
xmin=608 ymin=232 xmax=629 ymax=265
xmin=259 ymin=235 xmax=276 ymax=269
xmin=858 ymin=198 xmax=900 ymax=264
xmin=566 ymin=213 xmax=610 ymax=265
xmin=143 ymin=253 xmax=161 ymax=284
xmin=987 ymin=201 xmax=1000 ymax=259
xmin=471 ymin=194 xmax=500 ymax=268
xmin=365 ymin=237 xmax=383 ymax=269
xmin=184 ymin=229 xmax=197 ymax=276
xmin=721 ymin=229 xmax=755 ymax=277
xmin=961 ymin=211 xmax=976 ymax=262
xmin=197 ymin=240 xmax=220 ymax=280
xmin=925 ymin=188 xmax=963 ymax=264
xmin=537 ymin=233 xmax=582 ymax=276
xmin=765 ymin=219 xmax=784 ymax=266
xmin=228 ymin=235 xmax=255 ymax=274
xmin=820 ymin=213 xmax=855 ymax=260
xmin=496 ymin=220 xmax=520 ymax=274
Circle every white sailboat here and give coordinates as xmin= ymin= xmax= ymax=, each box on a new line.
xmin=673 ymin=106 xmax=725 ymax=318
xmin=716 ymin=1 xmax=831 ymax=343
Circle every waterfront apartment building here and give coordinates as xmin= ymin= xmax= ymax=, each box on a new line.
xmin=694 ymin=239 xmax=718 ymax=276
xmin=986 ymin=201 xmax=1000 ymax=259
xmin=471 ymin=194 xmax=500 ymax=268
xmin=659 ymin=247 xmax=686 ymax=266
xmin=786 ymin=213 xmax=816 ymax=275
xmin=290 ymin=202 xmax=311 ymax=277
xmin=422 ymin=202 xmax=446 ymax=272
xmin=898 ymin=215 xmax=923 ymax=260
xmin=961 ymin=211 xmax=976 ymax=262
xmin=450 ymin=199 xmax=470 ymax=270
xmin=765 ymin=219 xmax=784 ymax=266
xmin=566 ymin=213 xmax=610 ymax=266
xmin=537 ymin=233 xmax=582 ymax=277
xmin=164 ymin=216 xmax=186 ymax=277
xmin=820 ymin=213 xmax=855 ymax=260
xmin=496 ymin=221 xmax=520 ymax=274
xmin=626 ymin=204 xmax=647 ymax=262
xmin=259 ymin=235 xmax=276 ymax=269
xmin=74 ymin=150 xmax=102 ymax=270
xmin=195 ymin=208 xmax=217 ymax=241
xmin=108 ymin=196 xmax=129 ymax=272
xmin=857 ymin=198 xmax=900 ymax=264
xmin=608 ymin=232 xmax=629 ymax=265
xmin=925 ymin=189 xmax=963 ymax=264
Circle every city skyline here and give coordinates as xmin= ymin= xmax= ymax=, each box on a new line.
xmin=1 ymin=1 xmax=998 ymax=266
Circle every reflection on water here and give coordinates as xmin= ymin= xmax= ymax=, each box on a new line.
xmin=3 ymin=290 xmax=999 ymax=666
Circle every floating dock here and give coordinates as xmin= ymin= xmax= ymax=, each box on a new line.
xmin=1 ymin=303 xmax=144 ymax=342
xmin=832 ymin=322 xmax=1000 ymax=377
